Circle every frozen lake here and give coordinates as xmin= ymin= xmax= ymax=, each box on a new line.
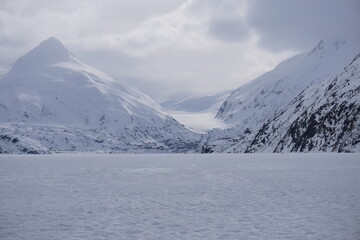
xmin=1 ymin=154 xmax=359 ymax=240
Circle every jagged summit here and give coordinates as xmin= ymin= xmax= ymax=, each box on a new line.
xmin=307 ymin=37 xmax=349 ymax=58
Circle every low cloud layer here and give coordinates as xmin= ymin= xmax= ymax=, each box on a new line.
xmin=1 ymin=0 xmax=359 ymax=101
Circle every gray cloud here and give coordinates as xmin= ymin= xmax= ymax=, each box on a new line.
xmin=1 ymin=0 xmax=359 ymax=101
xmin=185 ymin=0 xmax=247 ymax=17
xmin=246 ymin=0 xmax=360 ymax=51
xmin=208 ymin=17 xmax=249 ymax=42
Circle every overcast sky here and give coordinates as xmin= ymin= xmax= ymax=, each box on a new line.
xmin=1 ymin=0 xmax=359 ymax=102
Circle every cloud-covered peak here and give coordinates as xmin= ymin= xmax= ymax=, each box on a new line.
xmin=11 ymin=37 xmax=73 ymax=72
xmin=38 ymin=37 xmax=66 ymax=50
xmin=33 ymin=37 xmax=72 ymax=62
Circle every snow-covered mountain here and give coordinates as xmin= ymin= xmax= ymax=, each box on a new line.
xmin=2 ymin=37 xmax=358 ymax=154
xmin=246 ymin=53 xmax=360 ymax=153
xmin=217 ymin=37 xmax=360 ymax=126
xmin=0 ymin=37 xmax=200 ymax=153
xmin=200 ymin=37 xmax=360 ymax=153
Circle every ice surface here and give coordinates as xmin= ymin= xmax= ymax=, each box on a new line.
xmin=1 ymin=154 xmax=359 ymax=240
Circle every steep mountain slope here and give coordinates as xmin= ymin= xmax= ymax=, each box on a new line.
xmin=200 ymin=37 xmax=360 ymax=153
xmin=246 ymin=53 xmax=360 ymax=153
xmin=217 ymin=37 xmax=360 ymax=127
xmin=0 ymin=37 xmax=200 ymax=153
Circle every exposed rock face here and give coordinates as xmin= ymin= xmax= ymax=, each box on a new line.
xmin=246 ymin=53 xmax=360 ymax=153
xmin=200 ymin=38 xmax=360 ymax=153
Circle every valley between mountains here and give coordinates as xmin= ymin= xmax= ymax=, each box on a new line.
xmin=1 ymin=37 xmax=359 ymax=153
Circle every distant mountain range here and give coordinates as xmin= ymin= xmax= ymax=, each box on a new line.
xmin=1 ymin=37 xmax=359 ymax=153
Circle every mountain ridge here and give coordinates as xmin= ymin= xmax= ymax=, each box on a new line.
xmin=200 ymin=37 xmax=360 ymax=153
xmin=245 ymin=52 xmax=360 ymax=153
xmin=1 ymin=37 xmax=359 ymax=154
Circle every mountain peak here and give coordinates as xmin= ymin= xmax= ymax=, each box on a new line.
xmin=10 ymin=37 xmax=73 ymax=72
xmin=38 ymin=37 xmax=67 ymax=50
xmin=31 ymin=37 xmax=72 ymax=64
xmin=308 ymin=37 xmax=348 ymax=57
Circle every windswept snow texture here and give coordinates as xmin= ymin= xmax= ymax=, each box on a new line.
xmin=1 ymin=154 xmax=360 ymax=240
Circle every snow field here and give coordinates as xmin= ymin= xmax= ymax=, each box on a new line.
xmin=167 ymin=111 xmax=229 ymax=133
xmin=0 ymin=154 xmax=359 ymax=240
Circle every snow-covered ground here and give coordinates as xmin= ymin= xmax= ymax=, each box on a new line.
xmin=1 ymin=154 xmax=359 ymax=240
